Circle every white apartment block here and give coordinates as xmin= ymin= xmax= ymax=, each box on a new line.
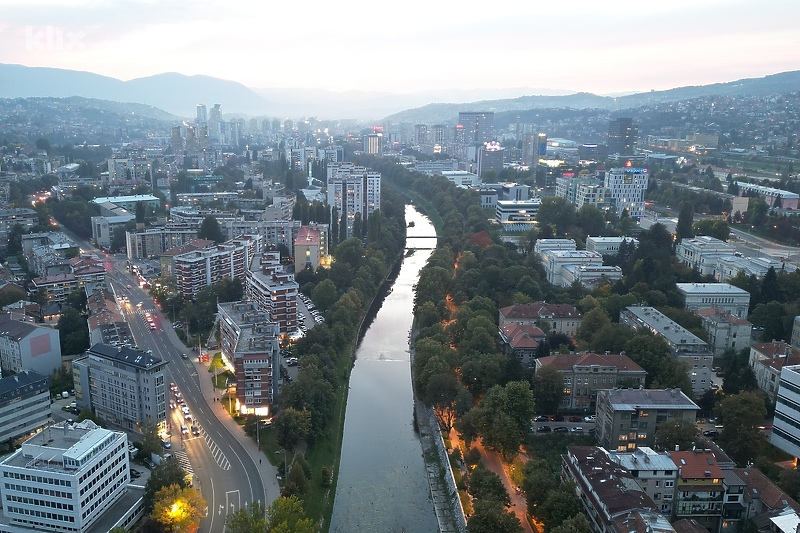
xmin=676 ymin=236 xmax=735 ymax=276
xmin=173 ymin=235 xmax=260 ymax=300
xmin=604 ymin=168 xmax=649 ymax=218
xmin=545 ymin=250 xmax=603 ymax=286
xmin=0 ymin=420 xmax=129 ymax=532
xmin=72 ymin=344 xmax=167 ymax=432
xmin=771 ymin=365 xmax=800 ymax=459
xmin=326 ymin=163 xmax=381 ymax=240
xmin=677 ymin=283 xmax=751 ymax=319
xmin=585 ymin=236 xmax=639 ymax=255
xmin=620 ymin=306 xmax=713 ymax=396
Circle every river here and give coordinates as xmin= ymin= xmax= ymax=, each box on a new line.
xmin=329 ymin=205 xmax=439 ymax=533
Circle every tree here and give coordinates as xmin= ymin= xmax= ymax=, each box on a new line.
xmin=311 ymin=279 xmax=337 ymax=311
xmin=467 ymin=500 xmax=523 ymax=533
xmin=715 ymin=391 xmax=768 ymax=465
xmin=532 ymin=365 xmax=563 ymax=416
xmin=140 ymin=419 xmax=163 ymax=461
xmin=538 ymin=483 xmax=582 ymax=531
xmin=676 ymin=201 xmax=694 ymax=241
xmin=693 ymin=219 xmax=729 ymax=241
xmin=35 ymin=137 xmax=51 ymax=153
xmin=266 ymin=495 xmax=315 ymax=533
xmin=522 ymin=459 xmax=559 ymax=513
xmin=143 ymin=457 xmax=189 ymax=512
xmin=56 ymin=308 xmax=89 ymax=355
xmin=471 ymin=381 xmax=536 ymax=459
xmin=136 ymin=201 xmax=146 ymax=223
xmin=535 ymin=197 xmax=576 ymax=236
xmin=467 ymin=465 xmax=511 ymax=507
xmin=274 ymin=407 xmax=311 ymax=453
xmin=551 ymin=513 xmax=592 ymax=533
xmin=197 ymin=215 xmax=225 ymax=243
xmin=576 ymin=307 xmax=611 ymax=343
xmin=425 ymin=372 xmax=468 ymax=432
xmin=151 ymin=484 xmax=206 ymax=533
xmin=282 ymin=458 xmax=311 ymax=498
xmin=654 ymin=418 xmax=698 ymax=451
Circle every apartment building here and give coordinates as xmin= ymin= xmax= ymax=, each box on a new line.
xmin=0 ymin=313 xmax=62 ymax=377
xmin=72 ymin=344 xmax=167 ymax=432
xmin=173 ymin=235 xmax=260 ymax=299
xmin=595 ymin=388 xmax=699 ymax=451
xmin=326 ymin=162 xmax=381 ymax=240
xmin=620 ymin=306 xmax=713 ymax=396
xmin=246 ymin=252 xmax=299 ymax=334
xmin=0 ymin=371 xmax=51 ymax=446
xmin=535 ymin=351 xmax=646 ymax=410
xmin=217 ymin=301 xmax=280 ymax=415
xmin=695 ymin=306 xmax=752 ymax=356
xmin=606 ymin=446 xmax=679 ymax=515
xmin=498 ymin=323 xmax=546 ymax=367
xmin=672 ymin=450 xmax=725 ymax=533
xmin=498 ymin=301 xmax=583 ymax=337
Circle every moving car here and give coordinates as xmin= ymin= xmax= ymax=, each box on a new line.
xmin=162 ymin=440 xmax=171 ymax=449
xmin=181 ymin=425 xmax=189 ymax=435
xmin=191 ymin=425 xmax=200 ymax=436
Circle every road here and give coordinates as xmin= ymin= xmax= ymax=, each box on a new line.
xmin=102 ymin=255 xmax=277 ymax=532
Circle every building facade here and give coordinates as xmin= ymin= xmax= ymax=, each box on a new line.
xmin=325 ymin=163 xmax=381 ymax=240
xmin=0 ymin=314 xmax=62 ymax=377
xmin=676 ymin=283 xmax=751 ymax=319
xmin=498 ymin=302 xmax=583 ymax=337
xmin=0 ymin=371 xmax=50 ymax=446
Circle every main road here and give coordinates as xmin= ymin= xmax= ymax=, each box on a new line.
xmin=103 ymin=257 xmax=274 ymax=532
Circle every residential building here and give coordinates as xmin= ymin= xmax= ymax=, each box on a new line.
xmin=246 ymin=252 xmax=298 ymax=334
xmin=771 ymin=364 xmax=800 ymax=459
xmin=671 ymin=449 xmax=725 ymax=533
xmin=173 ymin=235 xmax=260 ymax=300
xmin=677 ymin=283 xmax=751 ymax=319
xmin=159 ymin=239 xmax=215 ymax=278
xmin=604 ymin=167 xmax=649 ymax=218
xmin=696 ymin=306 xmax=752 ymax=356
xmin=595 ymin=388 xmax=699 ymax=451
xmin=0 ymin=371 xmax=50 ymax=446
xmin=498 ymin=302 xmax=583 ymax=337
xmin=0 ymin=313 xmax=62 ymax=377
xmin=326 ymin=163 xmax=381 ymax=240
xmin=0 ymin=420 xmax=134 ymax=533
xmin=294 ymin=226 xmax=324 ymax=273
xmin=750 ymin=343 xmax=800 ymax=402
xmin=535 ymin=352 xmax=646 ymax=410
xmin=72 ymin=344 xmax=167 ymax=432
xmin=217 ymin=301 xmax=280 ymax=415
xmin=498 ymin=323 xmax=546 ymax=367
xmin=606 ymin=446 xmax=679 ymax=515
xmin=733 ymin=466 xmax=800 ymax=522
xmin=620 ymin=306 xmax=713 ymax=395
xmin=0 ymin=209 xmax=37 ymax=250
xmin=562 ymin=446 xmax=674 ymax=533
xmin=676 ymin=236 xmax=735 ymax=276
xmin=90 ymin=204 xmax=135 ymax=249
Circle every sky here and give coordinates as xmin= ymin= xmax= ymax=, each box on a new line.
xmin=1 ymin=0 xmax=799 ymax=97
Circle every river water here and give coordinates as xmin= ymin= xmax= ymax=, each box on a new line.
xmin=330 ymin=205 xmax=439 ymax=533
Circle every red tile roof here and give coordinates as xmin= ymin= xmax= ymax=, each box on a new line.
xmin=734 ymin=467 xmax=800 ymax=512
xmin=499 ymin=323 xmax=545 ymax=349
xmin=670 ymin=450 xmax=724 ymax=481
xmin=499 ymin=301 xmax=582 ymax=320
xmin=537 ymin=351 xmax=645 ymax=373
xmin=752 ymin=341 xmax=800 ymax=359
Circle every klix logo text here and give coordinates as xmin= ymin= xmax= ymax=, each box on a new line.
xmin=25 ymin=26 xmax=86 ymax=52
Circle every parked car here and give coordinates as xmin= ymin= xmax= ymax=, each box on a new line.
xmin=141 ymin=458 xmax=155 ymax=469
xmin=570 ymin=427 xmax=584 ymax=433
xmin=584 ymin=415 xmax=596 ymax=423
xmin=568 ymin=416 xmax=582 ymax=422
xmin=181 ymin=425 xmax=189 ymax=435
xmin=553 ymin=426 xmax=569 ymax=433
xmin=536 ymin=426 xmax=552 ymax=433
xmin=703 ymin=429 xmax=719 ymax=438
xmin=130 ymin=469 xmax=141 ymax=478
xmin=534 ymin=415 xmax=549 ymax=422
xmin=162 ymin=440 xmax=171 ymax=449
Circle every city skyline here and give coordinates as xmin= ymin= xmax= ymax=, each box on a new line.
xmin=1 ymin=0 xmax=798 ymax=98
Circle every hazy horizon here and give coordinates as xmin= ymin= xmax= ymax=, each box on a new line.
xmin=2 ymin=0 xmax=798 ymax=97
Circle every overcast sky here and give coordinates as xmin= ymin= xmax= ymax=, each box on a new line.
xmin=1 ymin=0 xmax=798 ymax=96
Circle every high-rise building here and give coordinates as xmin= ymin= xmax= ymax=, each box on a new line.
xmin=246 ymin=252 xmax=299 ymax=334
xmin=607 ymin=117 xmax=638 ymax=156
xmin=173 ymin=235 xmax=260 ymax=299
xmin=364 ymin=133 xmax=382 ymax=155
xmin=523 ymin=132 xmax=547 ymax=166
xmin=476 ymin=141 xmax=505 ymax=177
xmin=196 ymin=103 xmax=207 ymax=126
xmin=326 ymin=163 xmax=381 ymax=240
xmin=413 ymin=124 xmax=428 ymax=146
xmin=457 ymin=112 xmax=494 ymax=144
xmin=604 ymin=167 xmax=649 ymax=217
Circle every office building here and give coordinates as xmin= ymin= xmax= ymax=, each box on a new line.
xmin=495 ymin=198 xmax=541 ymax=232
xmin=535 ymin=352 xmax=646 ymax=410
xmin=72 ymin=344 xmax=167 ymax=432
xmin=586 ymin=236 xmax=638 ymax=255
xmin=534 ymin=239 xmax=576 ymax=256
xmin=0 ymin=371 xmax=50 ymax=446
xmin=0 ymin=420 xmax=131 ymax=533
xmin=196 ymin=103 xmax=207 ymax=125
xmin=676 ymin=283 xmax=751 ymax=319
xmin=608 ymin=118 xmax=638 ymax=156
xmin=620 ymin=306 xmax=713 ymax=395
xmin=676 ymin=236 xmax=735 ymax=276
xmin=604 ymin=167 xmax=649 ymax=218
xmin=544 ymin=250 xmax=604 ymax=286
xmin=523 ymin=132 xmax=547 ymax=167
xmin=0 ymin=314 xmax=62 ymax=377
xmin=772 ymin=364 xmax=800 ymax=459
xmin=457 ymin=112 xmax=494 ymax=144
xmin=595 ymin=388 xmax=699 ymax=451
xmin=476 ymin=141 xmax=505 ymax=177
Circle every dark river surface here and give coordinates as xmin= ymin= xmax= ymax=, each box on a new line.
xmin=330 ymin=205 xmax=439 ymax=533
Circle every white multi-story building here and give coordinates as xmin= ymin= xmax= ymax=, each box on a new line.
xmin=714 ymin=255 xmax=795 ymax=282
xmin=585 ymin=236 xmax=639 ymax=255
xmin=560 ymin=264 xmax=623 ymax=288
xmin=495 ymin=199 xmax=542 ymax=232
xmin=0 ymin=420 xmax=130 ymax=532
xmin=604 ymin=168 xmax=649 ymax=218
xmin=326 ymin=163 xmax=381 ymax=240
xmin=677 ymin=283 xmax=751 ymax=319
xmin=620 ymin=306 xmax=713 ymax=395
xmin=676 ymin=236 xmax=735 ymax=276
xmin=72 ymin=344 xmax=167 ymax=432
xmin=533 ymin=239 xmax=576 ymax=257
xmin=545 ymin=250 xmax=604 ymax=286
xmin=173 ymin=235 xmax=260 ymax=300
xmin=771 ymin=365 xmax=800 ymax=458
xmin=695 ymin=306 xmax=752 ymax=356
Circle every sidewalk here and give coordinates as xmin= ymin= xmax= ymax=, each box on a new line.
xmin=161 ymin=317 xmax=281 ymax=507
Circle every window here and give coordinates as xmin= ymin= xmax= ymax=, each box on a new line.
xmin=665 ymin=480 xmax=674 ymax=487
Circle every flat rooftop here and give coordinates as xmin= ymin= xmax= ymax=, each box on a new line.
xmin=676 ymin=282 xmax=750 ymax=295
